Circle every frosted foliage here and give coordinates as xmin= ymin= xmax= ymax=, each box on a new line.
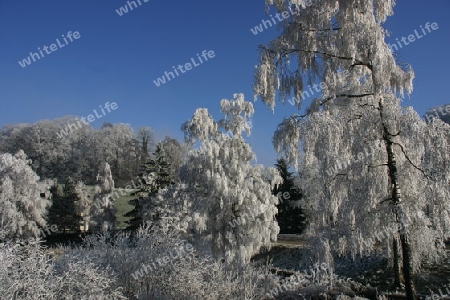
xmin=296 ymin=98 xmax=450 ymax=272
xmin=90 ymin=162 xmax=117 ymax=231
xmin=0 ymin=150 xmax=50 ymax=239
xmin=75 ymin=181 xmax=92 ymax=228
xmin=181 ymin=108 xmax=218 ymax=144
xmin=157 ymin=94 xmax=283 ymax=265
xmin=99 ymin=162 xmax=115 ymax=194
xmin=219 ymin=93 xmax=255 ymax=136
xmin=0 ymin=240 xmax=126 ymax=299
xmin=255 ymin=0 xmax=413 ymax=109
xmin=253 ymin=53 xmax=278 ymax=110
xmin=273 ymin=116 xmax=302 ymax=166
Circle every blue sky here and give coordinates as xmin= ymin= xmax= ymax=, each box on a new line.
xmin=0 ymin=0 xmax=449 ymax=166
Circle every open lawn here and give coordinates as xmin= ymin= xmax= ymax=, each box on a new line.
xmin=114 ymin=188 xmax=139 ymax=229
xmin=83 ymin=185 xmax=137 ymax=230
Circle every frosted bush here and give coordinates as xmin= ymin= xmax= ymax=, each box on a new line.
xmin=0 ymin=238 xmax=125 ymax=300
xmin=55 ymin=226 xmax=279 ymax=299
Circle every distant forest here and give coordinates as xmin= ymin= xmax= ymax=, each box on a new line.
xmin=0 ymin=116 xmax=185 ymax=187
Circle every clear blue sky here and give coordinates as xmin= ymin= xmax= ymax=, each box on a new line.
xmin=0 ymin=0 xmax=449 ymax=166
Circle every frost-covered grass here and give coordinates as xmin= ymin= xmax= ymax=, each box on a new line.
xmin=1 ymin=228 xmax=282 ymax=300
xmin=5 ymin=229 xmax=449 ymax=299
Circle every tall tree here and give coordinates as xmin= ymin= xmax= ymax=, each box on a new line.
xmin=137 ymin=126 xmax=155 ymax=160
xmin=272 ymin=158 xmax=306 ymax=234
xmin=253 ymin=1 xmax=449 ymax=298
xmin=90 ymin=162 xmax=116 ymax=232
xmin=48 ymin=177 xmax=80 ymax=234
xmin=0 ymin=150 xmax=51 ymax=239
xmin=63 ymin=177 xmax=82 ymax=232
xmin=125 ymin=143 xmax=176 ymax=231
xmin=152 ymin=93 xmax=282 ymax=265
xmin=158 ymin=136 xmax=186 ymax=180
xmin=75 ymin=180 xmax=92 ymax=232
xmin=48 ymin=179 xmax=64 ymax=229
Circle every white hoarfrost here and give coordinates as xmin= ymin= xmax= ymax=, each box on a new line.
xmin=254 ymin=0 xmax=450 ymax=278
xmin=151 ymin=93 xmax=282 ymax=265
xmin=297 ymin=101 xmax=450 ymax=272
xmin=90 ymin=162 xmax=117 ymax=231
xmin=0 ymin=150 xmax=51 ymax=239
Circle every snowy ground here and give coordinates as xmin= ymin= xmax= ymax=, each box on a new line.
xmin=258 ymin=236 xmax=450 ymax=299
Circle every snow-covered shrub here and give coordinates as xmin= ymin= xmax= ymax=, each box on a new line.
xmin=0 ymin=238 xmax=125 ymax=300
xmin=59 ymin=225 xmax=279 ymax=299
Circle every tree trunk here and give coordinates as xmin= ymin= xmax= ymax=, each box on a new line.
xmin=400 ymin=233 xmax=417 ymax=299
xmin=380 ymin=99 xmax=417 ymax=299
xmin=392 ymin=236 xmax=402 ymax=288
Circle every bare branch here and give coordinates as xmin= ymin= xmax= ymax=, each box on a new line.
xmin=393 ymin=142 xmax=430 ymax=180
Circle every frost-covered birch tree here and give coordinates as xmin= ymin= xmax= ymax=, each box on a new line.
xmin=0 ymin=150 xmax=51 ymax=240
xmin=253 ymin=1 xmax=450 ymax=298
xmin=153 ymin=93 xmax=281 ymax=265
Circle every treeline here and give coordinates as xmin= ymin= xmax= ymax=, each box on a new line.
xmin=0 ymin=116 xmax=185 ymax=187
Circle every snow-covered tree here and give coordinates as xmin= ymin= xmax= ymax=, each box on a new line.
xmin=137 ymin=126 xmax=155 ymax=159
xmin=75 ymin=180 xmax=92 ymax=232
xmin=0 ymin=118 xmax=144 ymax=186
xmin=146 ymin=143 xmax=177 ymax=192
xmin=90 ymin=162 xmax=116 ymax=232
xmin=424 ymin=104 xmax=450 ymax=125
xmin=152 ymin=93 xmax=282 ymax=265
xmin=126 ymin=144 xmax=176 ymax=231
xmin=0 ymin=150 xmax=51 ymax=239
xmin=48 ymin=177 xmax=81 ymax=234
xmin=158 ymin=136 xmax=187 ymax=179
xmin=253 ymin=1 xmax=449 ymax=298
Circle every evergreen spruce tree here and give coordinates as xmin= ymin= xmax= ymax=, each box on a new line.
xmin=272 ymin=158 xmax=306 ymax=234
xmin=48 ymin=180 xmax=64 ymax=233
xmin=125 ymin=143 xmax=175 ymax=231
xmin=62 ymin=177 xmax=82 ymax=233
xmin=48 ymin=178 xmax=80 ymax=234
